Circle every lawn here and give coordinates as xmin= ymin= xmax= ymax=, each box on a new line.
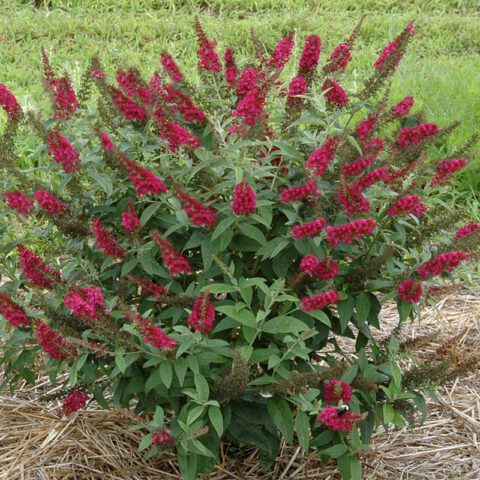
xmin=1 ymin=0 xmax=479 ymax=189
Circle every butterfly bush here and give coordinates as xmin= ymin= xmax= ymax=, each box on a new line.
xmin=0 ymin=19 xmax=479 ymax=480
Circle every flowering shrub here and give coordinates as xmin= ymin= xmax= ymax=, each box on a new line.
xmin=0 ymin=19 xmax=479 ymax=479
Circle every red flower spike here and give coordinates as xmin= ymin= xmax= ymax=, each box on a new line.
xmin=0 ymin=292 xmax=30 ymax=327
xmin=50 ymin=77 xmax=78 ymax=120
xmin=0 ymin=83 xmax=20 ymax=119
xmin=122 ymin=158 xmax=167 ymax=196
xmin=417 ymin=251 xmax=469 ymax=280
xmin=194 ymin=18 xmax=222 ymax=73
xmin=287 ymin=76 xmax=308 ymax=106
xmin=64 ymin=286 xmax=107 ymax=321
xmin=317 ymin=406 xmax=363 ymax=432
xmin=395 ymin=123 xmax=438 ymax=150
xmin=91 ymin=218 xmax=126 ymax=259
xmin=398 ymin=280 xmax=423 ymax=303
xmin=175 ymin=188 xmax=217 ymax=228
xmin=387 ymin=195 xmax=427 ymax=218
xmin=353 ymin=167 xmax=389 ymax=191
xmin=455 ymin=222 xmax=480 ymax=240
xmin=237 ymin=67 xmax=258 ymax=97
xmin=160 ymin=53 xmax=183 ymax=83
xmin=374 ymin=23 xmax=415 ymax=71
xmin=431 ymin=158 xmax=467 ymax=186
xmin=3 ymin=191 xmax=34 ymax=216
xmin=47 ymin=131 xmax=81 ymax=173
xmin=34 ymin=190 xmax=68 ymax=216
xmin=299 ymin=35 xmax=322 ymax=75
xmin=268 ymin=33 xmax=295 ymax=70
xmin=300 ymin=254 xmax=320 ymax=276
xmin=305 ymin=136 xmax=340 ymax=176
xmin=323 ymin=379 xmax=352 ymax=403
xmin=323 ymin=43 xmax=352 ymax=74
xmin=391 ymin=96 xmax=414 ymax=118
xmin=322 ymin=79 xmax=348 ymax=108
xmin=151 ymin=231 xmax=192 ymax=276
xmin=356 ymin=115 xmax=377 ymax=143
xmin=121 ymin=201 xmax=141 ymax=233
xmin=280 ymin=181 xmax=320 ymax=203
xmin=61 ymin=390 xmax=89 ymax=417
xmin=232 ymin=87 xmax=266 ymax=127
xmin=232 ymin=181 xmax=256 ymax=215
xmin=301 ymin=290 xmax=340 ymax=312
xmin=17 ymin=244 xmax=61 ymax=288
xmin=152 ymin=429 xmax=174 ymax=446
xmin=326 ymin=218 xmax=376 ymax=246
xmin=188 ymin=292 xmax=215 ymax=333
xmin=130 ymin=312 xmax=176 ymax=351
xmin=342 ymin=156 xmax=374 ymax=177
xmin=110 ymin=87 xmax=147 ymax=121
xmin=291 ymin=218 xmax=327 ymax=239
xmin=224 ymin=48 xmax=238 ymax=86
xmin=164 ymin=84 xmax=206 ymax=123
xmin=315 ymin=257 xmax=339 ymax=281
xmin=127 ymin=275 xmax=169 ymax=298
xmin=35 ymin=320 xmax=77 ymax=360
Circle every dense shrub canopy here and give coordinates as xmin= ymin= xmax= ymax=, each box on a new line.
xmin=0 ymin=19 xmax=479 ymax=479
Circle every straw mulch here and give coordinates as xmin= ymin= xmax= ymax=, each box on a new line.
xmin=1 ymin=293 xmax=479 ymax=480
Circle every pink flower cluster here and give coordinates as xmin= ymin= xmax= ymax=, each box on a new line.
xmin=35 ymin=321 xmax=77 ymax=360
xmin=356 ymin=115 xmax=377 ymax=143
xmin=300 ymin=255 xmax=338 ymax=281
xmin=160 ymin=53 xmax=183 ymax=83
xmin=159 ymin=121 xmax=201 ymax=151
xmin=321 ymin=79 xmax=348 ymax=108
xmin=280 ymin=181 xmax=319 ymax=203
xmin=152 ymin=232 xmax=192 ymax=276
xmin=111 ymin=87 xmax=147 ymax=121
xmin=298 ymin=35 xmax=322 ymax=75
xmin=232 ymin=181 xmax=256 ymax=215
xmin=317 ymin=406 xmax=363 ymax=432
xmin=300 ymin=290 xmax=340 ymax=312
xmin=431 ymin=158 xmax=467 ymax=186
xmin=0 ymin=292 xmax=30 ymax=327
xmin=47 ymin=131 xmax=81 ymax=173
xmin=17 ymin=244 xmax=61 ymax=288
xmin=224 ymin=48 xmax=238 ymax=86
xmin=323 ymin=43 xmax=352 ymax=74
xmin=194 ymin=20 xmax=221 ymax=73
xmin=3 ymin=191 xmax=34 ymax=216
xmin=131 ymin=313 xmax=176 ymax=350
xmin=364 ymin=137 xmax=385 ymax=158
xmin=91 ymin=218 xmax=126 ymax=259
xmin=121 ymin=201 xmax=141 ymax=232
xmin=232 ymin=87 xmax=266 ymax=126
xmin=49 ymin=77 xmax=78 ymax=120
xmin=60 ymin=390 xmax=89 ymax=417
xmin=97 ymin=129 xmax=114 ymax=151
xmin=354 ymin=167 xmax=389 ymax=191
xmin=396 ymin=123 xmax=439 ymax=150
xmin=164 ymin=85 xmax=206 ymax=123
xmin=455 ymin=222 xmax=480 ymax=240
xmin=175 ymin=188 xmax=217 ymax=228
xmin=417 ymin=251 xmax=469 ymax=279
xmin=342 ymin=156 xmax=373 ymax=176
xmin=127 ymin=275 xmax=169 ymax=298
xmin=326 ymin=218 xmax=376 ymax=246
xmin=337 ymin=182 xmax=370 ymax=214
xmin=387 ymin=195 xmax=427 ymax=218
xmin=152 ymin=429 xmax=174 ymax=446
xmin=0 ymin=83 xmax=20 ymax=119
xmin=391 ymin=96 xmax=414 ymax=118
xmin=124 ymin=158 xmax=168 ymax=196
xmin=323 ymin=379 xmax=352 ymax=403
xmin=268 ymin=34 xmax=295 ymax=69
xmin=237 ymin=67 xmax=258 ymax=97
xmin=374 ymin=23 xmax=415 ymax=71
xmin=188 ymin=292 xmax=215 ymax=333
xmin=305 ymin=136 xmax=340 ymax=176
xmin=291 ymin=218 xmax=327 ymax=239
xmin=398 ymin=279 xmax=423 ymax=303
xmin=287 ymin=76 xmax=307 ymax=106
xmin=34 ymin=190 xmax=68 ymax=216
xmin=64 ymin=286 xmax=107 ymax=321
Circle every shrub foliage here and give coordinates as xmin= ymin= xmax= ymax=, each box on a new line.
xmin=0 ymin=19 xmax=479 ymax=479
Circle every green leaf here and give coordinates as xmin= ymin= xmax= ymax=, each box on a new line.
xmin=115 ymin=354 xmax=127 ymax=374
xmin=304 ymin=310 xmax=331 ymax=327
xmin=267 ymin=397 xmax=294 ymax=444
xmin=397 ymin=299 xmax=413 ymax=322
xmin=139 ymin=433 xmax=153 ymax=451
xmin=153 ymin=406 xmax=164 ymax=427
xmin=121 ymin=256 xmax=138 ymax=276
xmin=208 ymin=405 xmax=224 ymax=437
xmin=145 ymin=368 xmax=162 ymax=394
xmin=216 ymin=305 xmax=257 ymax=328
xmin=90 ymin=172 xmax=113 ymax=196
xmin=338 ymin=296 xmax=355 ymax=332
xmin=202 ymin=283 xmax=236 ymax=294
xmin=356 ymin=293 xmax=370 ymax=324
xmin=194 ymin=375 xmax=210 ymax=402
xmin=262 ymin=316 xmax=309 ymax=334
xmin=320 ymin=443 xmax=347 ymax=459
xmin=140 ymin=203 xmax=161 ymax=225
xmin=257 ymin=237 xmax=289 ymax=259
xmin=212 ymin=217 xmax=236 ymax=241
xmin=174 ymin=356 xmax=188 ymax=384
xmin=159 ymin=362 xmax=173 ymax=389
xmin=238 ymin=223 xmax=267 ymax=245
xmin=295 ymin=411 xmax=310 ymax=451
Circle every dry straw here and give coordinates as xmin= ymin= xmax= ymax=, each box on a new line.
xmin=0 ymin=293 xmax=479 ymax=479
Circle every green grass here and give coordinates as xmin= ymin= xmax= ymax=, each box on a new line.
xmin=1 ymin=0 xmax=479 ymax=187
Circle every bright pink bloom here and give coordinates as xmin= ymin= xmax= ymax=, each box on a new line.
xmin=0 ymin=292 xmax=30 ymax=327
xmin=387 ymin=195 xmax=427 ymax=218
xmin=164 ymin=85 xmax=206 ymax=123
xmin=232 ymin=87 xmax=266 ymax=126
xmin=232 ymin=181 xmax=256 ymax=215
xmin=353 ymin=167 xmax=389 ymax=191
xmin=317 ymin=406 xmax=363 ymax=432
xmin=337 ymin=183 xmax=370 ymax=214
xmin=188 ymin=292 xmax=215 ymax=333
xmin=47 ymin=131 xmax=80 ymax=172
xmin=115 ymin=69 xmax=145 ymax=99
xmin=3 ymin=191 xmax=34 ymax=216
xmin=194 ymin=20 xmax=222 ymax=73
xmin=323 ymin=379 xmax=352 ymax=403
xmin=111 ymin=87 xmax=147 ymax=121
xmin=291 ymin=218 xmax=327 ymax=239
xmin=391 ymin=96 xmax=414 ymax=118
xmin=64 ymin=286 xmax=107 ymax=320
xmin=0 ymin=83 xmax=20 ymax=119
xmin=287 ymin=76 xmax=308 ymax=106
xmin=121 ymin=201 xmax=141 ymax=232
xmin=315 ymin=257 xmax=339 ymax=281
xmin=305 ymin=136 xmax=340 ymax=176
xmin=127 ymin=275 xmax=169 ymax=298
xmin=455 ymin=221 xmax=480 ymax=240
xmin=49 ymin=77 xmax=78 ymax=120
xmin=90 ymin=70 xmax=105 ymax=79
xmin=300 ymin=254 xmax=320 ymax=276
xmin=268 ymin=34 xmax=295 ymax=69
xmin=342 ymin=156 xmax=373 ymax=176
xmin=301 ymin=290 xmax=340 ymax=312
xmin=396 ymin=123 xmax=438 ymax=150
xmin=417 ymin=251 xmax=469 ymax=279
xmin=131 ymin=312 xmax=176 ymax=350
xmin=124 ymin=159 xmax=168 ymax=196
xmin=17 ymin=244 xmax=61 ymax=288
xmin=175 ymin=188 xmax=217 ymax=228
xmin=160 ymin=122 xmax=201 ymax=151
xmin=431 ymin=158 xmax=467 ymax=186
xmin=364 ymin=137 xmax=385 ymax=158
xmin=326 ymin=218 xmax=376 ymax=246
xmin=323 ymin=43 xmax=351 ymax=74
xmin=34 ymin=190 xmax=68 ymax=216
xmin=97 ymin=129 xmax=114 ymax=151
xmin=91 ymin=218 xmax=126 ymax=259
xmin=61 ymin=389 xmax=88 ymax=416
xmin=160 ymin=53 xmax=183 ymax=83
xmin=398 ymin=280 xmax=423 ymax=303
xmin=35 ymin=321 xmax=77 ymax=360
xmin=374 ymin=23 xmax=415 ymax=71
xmin=299 ymin=35 xmax=322 ymax=75
xmin=356 ymin=115 xmax=377 ymax=142
xmin=237 ymin=67 xmax=258 ymax=97
xmin=152 ymin=429 xmax=174 ymax=445
xmin=224 ymin=48 xmax=238 ymax=86
xmin=152 ymin=232 xmax=192 ymax=276
xmin=280 ymin=181 xmax=319 ymax=203
xmin=322 ymin=79 xmax=348 ymax=108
